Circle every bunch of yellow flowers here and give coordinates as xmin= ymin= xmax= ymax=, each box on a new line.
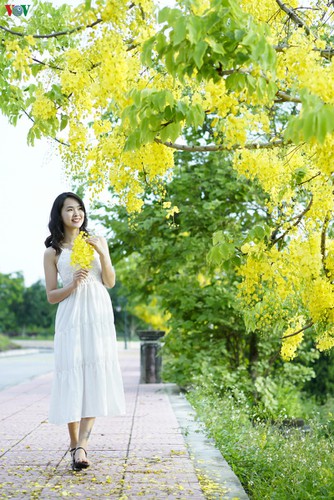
xmin=70 ymin=232 xmax=94 ymax=270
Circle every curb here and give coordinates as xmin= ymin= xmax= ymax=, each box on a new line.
xmin=0 ymin=348 xmax=40 ymax=358
xmin=165 ymin=384 xmax=249 ymax=500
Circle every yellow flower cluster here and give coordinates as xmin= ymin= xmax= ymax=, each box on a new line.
xmin=5 ymin=40 xmax=32 ymax=80
xmin=98 ymin=0 xmax=127 ymax=23
xmin=68 ymin=121 xmax=88 ymax=153
xmin=133 ymin=297 xmax=171 ymax=332
xmin=305 ymin=278 xmax=334 ymax=323
xmin=70 ymin=232 xmax=94 ymax=270
xmin=163 ymin=201 xmax=180 ymax=219
xmin=234 ymin=148 xmax=295 ymax=203
xmin=281 ymin=330 xmax=304 ymax=361
xmin=316 ymin=331 xmax=334 ymax=352
xmin=122 ymin=142 xmax=175 ymax=182
xmin=241 ymin=0 xmax=289 ymax=24
xmin=32 ymin=91 xmax=56 ymax=121
xmin=238 ymin=215 xmax=334 ymax=358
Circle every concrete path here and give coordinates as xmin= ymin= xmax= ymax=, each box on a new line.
xmin=0 ymin=347 xmax=248 ymax=499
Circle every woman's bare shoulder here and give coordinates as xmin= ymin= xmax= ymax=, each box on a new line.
xmin=44 ymin=246 xmax=57 ymax=261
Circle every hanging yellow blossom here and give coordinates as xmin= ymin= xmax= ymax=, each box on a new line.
xmin=32 ymin=91 xmax=57 ymax=121
xmin=316 ymin=330 xmax=334 ymax=352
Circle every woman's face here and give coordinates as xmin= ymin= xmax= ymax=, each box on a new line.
xmin=61 ymin=197 xmax=85 ymax=230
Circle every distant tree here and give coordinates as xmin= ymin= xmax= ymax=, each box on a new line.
xmin=0 ymin=274 xmax=57 ymax=336
xmin=17 ymin=280 xmax=56 ymax=335
xmin=0 ymin=272 xmax=24 ymax=333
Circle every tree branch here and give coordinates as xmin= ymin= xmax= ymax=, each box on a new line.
xmin=22 ymin=108 xmax=69 ymax=147
xmin=0 ymin=19 xmax=102 ymax=39
xmin=282 ymin=321 xmax=313 ymax=339
xmin=321 ymin=211 xmax=331 ymax=278
xmin=275 ymin=42 xmax=334 ymax=60
xmin=154 ymin=137 xmax=287 ymax=152
xmin=32 ymin=57 xmax=67 ymax=72
xmin=217 ymin=66 xmax=302 ymax=104
xmin=275 ymin=90 xmax=301 ymax=103
xmin=297 ymin=171 xmax=321 ymax=186
xmin=270 ymin=195 xmax=313 ymax=246
xmin=275 ymin=0 xmax=311 ymax=35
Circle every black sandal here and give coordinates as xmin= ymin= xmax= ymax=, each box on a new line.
xmin=72 ymin=447 xmax=89 ymax=471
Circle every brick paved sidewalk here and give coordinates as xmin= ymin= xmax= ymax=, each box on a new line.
xmin=0 ymin=348 xmax=248 ymax=499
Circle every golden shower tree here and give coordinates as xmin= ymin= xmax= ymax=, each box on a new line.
xmin=1 ymin=0 xmax=334 ymax=357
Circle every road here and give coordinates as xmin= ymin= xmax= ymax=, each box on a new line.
xmin=0 ymin=350 xmax=54 ymax=391
xmin=0 ymin=340 xmax=138 ymax=391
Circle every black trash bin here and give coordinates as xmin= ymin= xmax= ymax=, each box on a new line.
xmin=137 ymin=330 xmax=165 ymax=383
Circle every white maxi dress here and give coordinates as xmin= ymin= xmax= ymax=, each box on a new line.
xmin=48 ymin=248 xmax=126 ymax=425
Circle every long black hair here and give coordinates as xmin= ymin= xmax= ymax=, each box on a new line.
xmin=44 ymin=192 xmax=88 ymax=255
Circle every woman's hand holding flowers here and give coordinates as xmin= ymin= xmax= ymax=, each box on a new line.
xmin=73 ymin=268 xmax=89 ymax=287
xmin=86 ymin=236 xmax=109 ymax=257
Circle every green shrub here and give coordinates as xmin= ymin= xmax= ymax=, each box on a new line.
xmin=188 ymin=385 xmax=334 ymax=499
xmin=0 ymin=333 xmax=18 ymax=352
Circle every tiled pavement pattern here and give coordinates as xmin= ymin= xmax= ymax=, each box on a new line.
xmin=0 ymin=348 xmax=248 ymax=499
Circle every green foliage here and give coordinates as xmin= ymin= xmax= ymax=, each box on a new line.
xmin=0 ymin=272 xmax=24 ymax=332
xmin=188 ymin=385 xmax=334 ymax=499
xmin=121 ymin=0 xmax=278 ymax=149
xmin=17 ymin=280 xmax=56 ymax=333
xmin=0 ymin=333 xmax=18 ymax=352
xmin=0 ymin=0 xmax=74 ymax=126
xmin=123 ymin=89 xmax=205 ymax=150
xmin=0 ymin=273 xmax=55 ymax=335
xmin=143 ymin=0 xmax=276 ymax=82
xmin=285 ymin=90 xmax=334 ymax=144
xmin=304 ymin=349 xmax=334 ymax=402
xmin=93 ymin=128 xmax=322 ymax=415
xmin=95 ymin=148 xmax=264 ymax=384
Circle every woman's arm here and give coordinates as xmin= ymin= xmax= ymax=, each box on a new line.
xmin=87 ymin=236 xmax=116 ymax=288
xmin=43 ymin=247 xmax=88 ymax=304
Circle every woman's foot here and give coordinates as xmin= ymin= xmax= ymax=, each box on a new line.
xmin=72 ymin=447 xmax=89 ymax=470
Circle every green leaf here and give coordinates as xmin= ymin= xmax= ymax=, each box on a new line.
xmin=207 ymin=245 xmax=223 ymax=266
xmin=206 ymin=37 xmax=225 ymax=56
xmin=160 ymin=122 xmax=180 ymax=142
xmin=158 ymin=7 xmax=180 ymax=24
xmin=60 ymin=114 xmax=68 ymax=131
xmin=245 ymin=74 xmax=257 ymax=94
xmin=165 ymin=51 xmax=176 ymax=76
xmin=124 ymin=132 xmax=140 ymax=152
xmin=156 ymin=32 xmax=168 ymax=54
xmin=30 ymin=64 xmax=43 ymax=77
xmin=249 ymin=225 xmax=266 ymax=242
xmin=212 ymin=230 xmax=224 ymax=246
xmin=188 ymin=16 xmax=203 ymax=44
xmin=141 ymin=37 xmax=155 ymax=67
xmin=219 ymin=242 xmax=235 ymax=260
xmin=172 ymin=17 xmax=187 ymax=45
xmin=316 ymin=105 xmax=334 ymax=143
xmin=186 ymin=104 xmax=205 ymax=128
xmin=303 ymin=114 xmax=317 ymax=142
xmin=225 ymin=73 xmax=246 ymax=92
xmin=152 ymin=91 xmax=166 ymax=112
xmin=193 ymin=41 xmax=208 ymax=69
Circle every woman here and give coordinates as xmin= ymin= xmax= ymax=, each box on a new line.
xmin=44 ymin=192 xmax=125 ymax=471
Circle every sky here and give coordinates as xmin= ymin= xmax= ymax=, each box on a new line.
xmin=0 ymin=111 xmax=114 ymax=286
xmin=0 ymin=115 xmax=74 ymax=285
